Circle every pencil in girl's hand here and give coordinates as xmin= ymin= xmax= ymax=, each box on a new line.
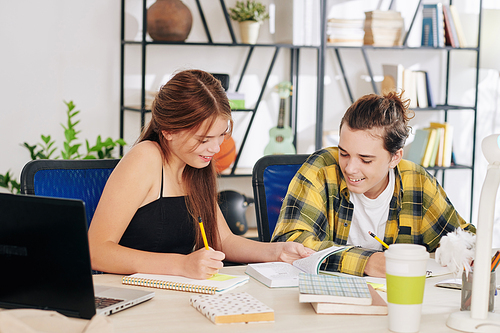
xmin=198 ymin=217 xmax=210 ymax=251
xmin=368 ymin=231 xmax=389 ymax=249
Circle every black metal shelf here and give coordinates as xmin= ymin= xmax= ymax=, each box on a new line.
xmin=327 ymin=0 xmax=482 ymax=222
xmin=326 ymin=44 xmax=479 ymax=51
xmin=120 ymin=0 xmax=481 ymax=219
xmin=119 ymin=0 xmax=326 ymax=177
xmin=414 ymin=105 xmax=476 ymax=111
xmin=123 ymin=40 xmax=320 ymax=49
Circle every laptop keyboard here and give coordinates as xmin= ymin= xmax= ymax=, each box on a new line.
xmin=95 ymin=296 xmax=124 ymax=309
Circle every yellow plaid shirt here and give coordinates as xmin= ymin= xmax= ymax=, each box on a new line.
xmin=271 ymin=147 xmax=475 ymax=276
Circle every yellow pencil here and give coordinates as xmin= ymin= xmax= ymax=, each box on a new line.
xmin=198 ymin=217 xmax=209 ymax=250
xmin=368 ymin=231 xmax=389 ymax=249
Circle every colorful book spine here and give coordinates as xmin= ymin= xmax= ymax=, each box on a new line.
xmin=421 ymin=4 xmax=444 ymax=47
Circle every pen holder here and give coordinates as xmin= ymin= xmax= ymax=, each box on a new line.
xmin=460 ymin=270 xmax=496 ymax=312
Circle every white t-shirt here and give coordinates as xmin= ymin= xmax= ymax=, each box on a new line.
xmin=347 ymin=169 xmax=395 ymax=251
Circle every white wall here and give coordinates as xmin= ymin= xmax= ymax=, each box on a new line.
xmin=1 ymin=0 xmax=496 ymax=233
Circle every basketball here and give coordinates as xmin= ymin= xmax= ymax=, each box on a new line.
xmin=214 ymin=137 xmax=236 ymax=173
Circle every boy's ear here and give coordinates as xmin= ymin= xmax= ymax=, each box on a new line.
xmin=390 ymin=148 xmax=404 ymax=169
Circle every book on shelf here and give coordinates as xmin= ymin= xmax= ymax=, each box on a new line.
xmin=406 ymin=128 xmax=430 ymax=165
xmin=424 ymin=71 xmax=436 ymax=108
xmin=421 ymin=128 xmax=437 ymax=168
xmin=403 ymin=69 xmax=417 ymax=108
xmin=311 ymin=284 xmax=387 ymax=315
xmin=421 ymin=3 xmax=444 ymax=48
xmin=385 ymin=64 xmax=433 ymax=109
xmin=428 ymin=127 xmax=443 ymax=168
xmin=299 ymin=272 xmax=372 ymax=305
xmin=449 ymin=5 xmax=468 ymax=47
xmin=442 ymin=5 xmax=459 ymax=47
xmin=381 ymin=64 xmax=404 ymax=94
xmin=415 ymin=71 xmax=429 ymax=108
xmin=327 ymin=18 xmax=364 ymax=46
xmin=408 ymin=123 xmax=454 ymax=168
xmin=430 ymin=122 xmax=454 ymax=167
xmin=363 ymin=10 xmax=404 ymax=47
xmin=190 ymin=292 xmax=274 ymax=324
xmin=435 ymin=127 xmax=445 ymax=167
xmin=122 ymin=272 xmax=249 ymax=295
xmin=245 ymin=245 xmax=349 ymax=288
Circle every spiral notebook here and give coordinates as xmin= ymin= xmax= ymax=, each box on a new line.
xmin=122 ymin=273 xmax=249 ymax=295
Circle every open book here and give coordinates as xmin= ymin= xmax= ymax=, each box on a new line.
xmin=122 ymin=273 xmax=249 ymax=295
xmin=245 ymin=245 xmax=348 ymax=288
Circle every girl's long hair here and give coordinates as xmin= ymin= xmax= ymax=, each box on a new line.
xmin=138 ymin=69 xmax=233 ymax=250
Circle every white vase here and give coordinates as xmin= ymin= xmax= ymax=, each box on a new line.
xmin=239 ymin=21 xmax=260 ymax=44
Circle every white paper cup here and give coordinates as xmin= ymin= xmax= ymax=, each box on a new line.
xmin=385 ymin=244 xmax=429 ymax=333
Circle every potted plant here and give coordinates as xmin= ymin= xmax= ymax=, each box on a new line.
xmin=229 ymin=1 xmax=269 ymax=44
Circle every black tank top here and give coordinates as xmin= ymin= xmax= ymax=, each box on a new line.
xmin=119 ymin=169 xmax=196 ymax=254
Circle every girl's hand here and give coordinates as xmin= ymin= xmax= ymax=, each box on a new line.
xmin=184 ymin=248 xmax=225 ymax=279
xmin=276 ymin=242 xmax=316 ymax=264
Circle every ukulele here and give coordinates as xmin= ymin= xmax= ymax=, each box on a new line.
xmin=264 ymin=81 xmax=296 ymax=155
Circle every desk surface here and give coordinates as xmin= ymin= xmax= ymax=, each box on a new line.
xmin=91 ymin=266 xmax=498 ymax=333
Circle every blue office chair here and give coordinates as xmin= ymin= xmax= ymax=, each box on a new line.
xmin=252 ymin=154 xmax=309 ymax=242
xmin=20 ymin=159 xmax=120 ymax=228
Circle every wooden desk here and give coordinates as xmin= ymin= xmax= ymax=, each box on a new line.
xmin=91 ymin=266 xmax=499 ymax=332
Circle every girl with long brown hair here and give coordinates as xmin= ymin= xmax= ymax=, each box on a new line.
xmin=88 ymin=69 xmax=313 ymax=279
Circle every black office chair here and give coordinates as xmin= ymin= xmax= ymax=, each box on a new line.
xmin=252 ymin=154 xmax=309 ymax=242
xmin=20 ymin=159 xmax=120 ymax=228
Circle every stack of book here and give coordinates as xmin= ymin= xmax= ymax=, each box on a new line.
xmin=298 ymin=272 xmax=388 ymax=315
xmin=363 ymin=10 xmax=404 ymax=47
xmin=406 ymin=122 xmax=454 ymax=168
xmin=421 ymin=4 xmax=467 ymax=48
xmin=327 ymin=18 xmax=365 ymax=46
xmin=381 ymin=64 xmax=435 ymax=109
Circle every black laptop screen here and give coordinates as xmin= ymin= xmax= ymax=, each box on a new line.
xmin=0 ymin=193 xmax=96 ymax=319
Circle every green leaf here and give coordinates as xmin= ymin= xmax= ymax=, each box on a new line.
xmin=116 ymin=138 xmax=127 ymax=146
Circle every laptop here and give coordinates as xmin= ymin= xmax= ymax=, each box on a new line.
xmin=0 ymin=192 xmax=154 ymax=319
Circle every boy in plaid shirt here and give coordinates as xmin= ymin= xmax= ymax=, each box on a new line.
xmin=272 ymin=92 xmax=475 ymax=277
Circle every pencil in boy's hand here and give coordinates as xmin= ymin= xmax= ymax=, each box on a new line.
xmin=368 ymin=231 xmax=390 ymax=249
xmin=198 ymin=217 xmax=210 ymax=251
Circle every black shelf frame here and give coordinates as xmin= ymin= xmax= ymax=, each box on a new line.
xmin=324 ymin=0 xmax=482 ymax=221
xmin=119 ymin=0 xmax=326 ymax=177
xmin=120 ymin=0 xmax=481 ymax=220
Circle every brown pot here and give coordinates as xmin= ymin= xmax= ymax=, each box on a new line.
xmin=147 ymin=0 xmax=193 ymax=42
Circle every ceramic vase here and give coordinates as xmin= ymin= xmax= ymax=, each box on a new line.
xmin=239 ymin=21 xmax=260 ymax=44
xmin=147 ymin=0 xmax=192 ymax=42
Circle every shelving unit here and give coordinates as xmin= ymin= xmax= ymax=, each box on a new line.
xmin=119 ymin=0 xmax=328 ymax=177
xmin=119 ymin=0 xmax=481 ymax=220
xmin=325 ymin=0 xmax=482 ymax=221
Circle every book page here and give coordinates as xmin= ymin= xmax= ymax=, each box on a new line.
xmin=250 ymin=262 xmax=303 ymax=279
xmin=292 ymin=246 xmax=347 ymax=274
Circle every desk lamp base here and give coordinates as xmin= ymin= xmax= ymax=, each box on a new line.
xmin=447 ymin=311 xmax=500 ymax=332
